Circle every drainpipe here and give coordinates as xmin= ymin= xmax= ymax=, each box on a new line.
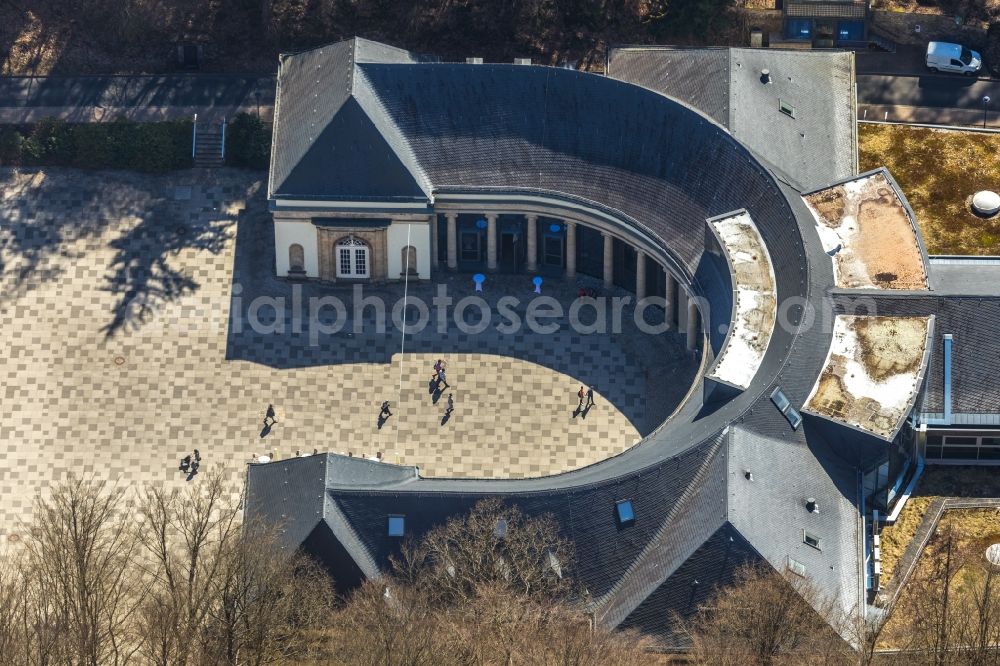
xmin=191 ymin=113 xmax=198 ymax=159
xmin=221 ymin=117 xmax=227 ymax=162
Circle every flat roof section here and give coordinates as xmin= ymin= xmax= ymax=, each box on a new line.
xmin=804 ymin=171 xmax=928 ymax=291
xmin=805 ymin=315 xmax=933 ymax=439
xmin=706 ymin=212 xmax=777 ymax=390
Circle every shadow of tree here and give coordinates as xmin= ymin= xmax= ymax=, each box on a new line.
xmin=100 ymin=198 xmax=234 ymax=338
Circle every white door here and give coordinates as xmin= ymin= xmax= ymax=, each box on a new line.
xmin=336 ymin=238 xmax=370 ymax=278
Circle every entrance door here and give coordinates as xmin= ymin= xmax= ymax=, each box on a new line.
xmin=542 ymin=235 xmax=564 ymax=268
xmin=460 ymin=230 xmax=481 ymax=263
xmin=500 ymin=232 xmax=519 ymax=271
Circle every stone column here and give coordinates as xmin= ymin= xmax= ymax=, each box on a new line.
xmin=602 ymin=232 xmax=614 ymax=288
xmin=526 ymin=215 xmax=538 ymax=272
xmin=686 ymin=297 xmax=699 ymax=352
xmin=566 ymin=221 xmax=577 ymax=279
xmin=635 ymin=251 xmax=646 ymax=300
xmin=429 ymin=214 xmax=439 ymax=271
xmin=486 ymin=213 xmax=498 ymax=271
xmin=664 ymin=272 xmax=676 ymax=330
xmin=446 ymin=213 xmax=457 ymax=270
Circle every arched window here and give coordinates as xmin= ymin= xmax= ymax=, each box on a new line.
xmin=401 ymin=245 xmax=418 ymax=275
xmin=288 ymin=243 xmax=305 ymax=274
xmin=336 ymin=237 xmax=370 ymax=278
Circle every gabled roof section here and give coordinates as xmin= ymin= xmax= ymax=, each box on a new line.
xmin=269 ymin=37 xmax=431 ymax=201
xmin=804 ymin=315 xmax=933 ymax=440
xmin=606 ymin=46 xmax=857 ymax=191
xmin=727 ymin=425 xmax=862 ymax=628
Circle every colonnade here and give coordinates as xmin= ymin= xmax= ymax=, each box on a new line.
xmin=435 ymin=211 xmax=699 ymax=350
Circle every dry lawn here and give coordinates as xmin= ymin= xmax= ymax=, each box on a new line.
xmin=881 ymin=507 xmax=1000 ymax=648
xmin=879 ymin=466 xmax=1000 ymax=582
xmin=859 ymin=124 xmax=1000 ymax=256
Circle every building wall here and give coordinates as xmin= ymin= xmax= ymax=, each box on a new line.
xmin=274 ymin=219 xmax=319 ymax=277
xmin=387 ymin=220 xmax=431 ymax=279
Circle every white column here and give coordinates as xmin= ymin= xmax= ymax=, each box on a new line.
xmin=664 ymin=272 xmax=676 ymax=330
xmin=566 ymin=221 xmax=577 ymax=279
xmin=526 ymin=215 xmax=538 ymax=272
xmin=603 ymin=232 xmax=614 ymax=288
xmin=635 ymin=251 xmax=646 ymax=299
xmin=686 ymin=297 xmax=699 ymax=352
xmin=487 ymin=213 xmax=498 ymax=271
xmin=446 ymin=213 xmax=457 ymax=270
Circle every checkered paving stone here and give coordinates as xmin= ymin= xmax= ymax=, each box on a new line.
xmin=0 ymin=168 xmax=698 ymax=537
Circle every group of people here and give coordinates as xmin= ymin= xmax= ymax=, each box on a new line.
xmin=179 ymin=449 xmax=201 ymax=475
xmin=575 ymin=385 xmax=596 ymax=413
xmin=432 ymin=359 xmax=455 ymax=419
xmin=378 ymin=358 xmax=455 ymax=427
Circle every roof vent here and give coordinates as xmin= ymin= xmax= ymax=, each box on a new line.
xmin=760 ymin=68 xmax=771 ymax=84
xmin=514 ymin=57 xmax=532 ymax=65
xmin=466 ymin=57 xmax=484 ymax=64
xmin=806 ymin=498 xmax=819 ymax=514
xmin=744 ymin=470 xmax=754 ymax=481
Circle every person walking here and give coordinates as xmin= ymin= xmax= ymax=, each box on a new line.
xmin=432 ymin=359 xmax=443 ymax=381
xmin=380 ymin=400 xmax=393 ymax=418
xmin=437 ymin=368 xmax=450 ymax=390
xmin=577 ymin=385 xmax=585 ymax=411
xmin=586 ymin=386 xmax=595 ymax=408
xmin=446 ymin=393 xmax=454 ymax=417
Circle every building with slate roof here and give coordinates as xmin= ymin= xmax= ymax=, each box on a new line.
xmin=253 ymin=37 xmax=1000 ymax=647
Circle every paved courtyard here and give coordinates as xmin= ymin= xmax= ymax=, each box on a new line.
xmin=0 ymin=168 xmax=697 ymax=537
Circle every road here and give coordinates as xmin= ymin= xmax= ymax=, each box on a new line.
xmin=0 ymin=74 xmax=276 ymax=123
xmin=857 ymin=72 xmax=1000 ymax=127
xmin=0 ymin=68 xmax=997 ymax=129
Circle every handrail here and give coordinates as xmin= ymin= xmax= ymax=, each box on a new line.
xmin=221 ymin=116 xmax=227 ymax=161
xmin=191 ymin=113 xmax=198 ymax=159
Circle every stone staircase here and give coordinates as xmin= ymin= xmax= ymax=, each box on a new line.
xmin=193 ymin=120 xmax=224 ymax=168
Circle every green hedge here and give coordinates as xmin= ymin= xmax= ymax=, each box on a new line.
xmin=226 ymin=112 xmax=271 ymax=170
xmin=0 ymin=118 xmax=193 ymax=172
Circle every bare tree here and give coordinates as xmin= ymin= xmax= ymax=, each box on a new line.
xmin=20 ymin=478 xmax=145 ymax=665
xmin=134 ymin=474 xmax=242 ymax=666
xmin=680 ymin=562 xmax=850 ymax=666
xmin=392 ymin=498 xmax=574 ymax=605
xmin=199 ymin=522 xmax=334 ymax=665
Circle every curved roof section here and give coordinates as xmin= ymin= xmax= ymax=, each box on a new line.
xmin=803 ymin=170 xmax=929 ymax=291
xmin=705 ymin=211 xmax=777 ymax=390
xmin=270 ymin=40 xmax=804 ymax=276
xmin=804 ymin=315 xmax=934 ymax=440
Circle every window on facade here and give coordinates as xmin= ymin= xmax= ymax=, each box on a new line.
xmin=336 ymin=238 xmax=370 ymax=278
xmin=288 ymin=243 xmax=305 ymax=273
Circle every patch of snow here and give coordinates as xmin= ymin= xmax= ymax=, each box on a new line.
xmin=707 ymin=212 xmax=777 ymax=390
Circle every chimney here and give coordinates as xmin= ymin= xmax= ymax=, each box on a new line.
xmin=806 ymin=498 xmax=819 ymax=514
xmin=760 ymin=68 xmax=771 ymax=84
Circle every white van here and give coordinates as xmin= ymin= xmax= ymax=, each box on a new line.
xmin=926 ymin=41 xmax=982 ymax=76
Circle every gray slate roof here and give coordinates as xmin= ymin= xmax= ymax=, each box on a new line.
xmin=251 ymin=37 xmax=1000 ymax=649
xmin=607 ymin=46 xmax=858 ymax=191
